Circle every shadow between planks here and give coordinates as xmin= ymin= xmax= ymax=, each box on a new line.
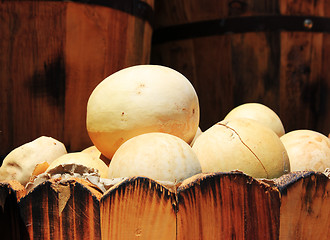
xmin=0 ymin=171 xmax=329 ymax=240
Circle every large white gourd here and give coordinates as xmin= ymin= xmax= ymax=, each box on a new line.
xmin=86 ymin=65 xmax=199 ymax=159
xmin=108 ymin=132 xmax=202 ymax=183
xmin=192 ymin=118 xmax=290 ymax=179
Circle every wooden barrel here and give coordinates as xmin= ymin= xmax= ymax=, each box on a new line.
xmin=151 ymin=0 xmax=330 ymax=136
xmin=0 ymin=0 xmax=154 ymax=158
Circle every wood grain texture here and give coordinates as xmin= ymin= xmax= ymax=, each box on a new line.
xmin=0 ymin=1 xmax=67 ymax=160
xmin=151 ymin=0 xmax=330 ymax=135
xmin=0 ymin=181 xmax=28 ymax=240
xmin=176 ymin=172 xmax=280 ymax=240
xmin=276 ymin=172 xmax=330 ymax=240
xmin=0 ymin=171 xmax=329 ymax=239
xmin=100 ymin=177 xmax=176 ymax=240
xmin=18 ymin=178 xmax=102 ymax=240
xmin=0 ymin=0 xmax=154 ymax=158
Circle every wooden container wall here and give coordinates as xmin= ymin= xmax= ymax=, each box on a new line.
xmin=151 ymin=0 xmax=330 ymax=135
xmin=0 ymin=171 xmax=329 ymax=239
xmin=0 ymin=0 xmax=154 ymax=159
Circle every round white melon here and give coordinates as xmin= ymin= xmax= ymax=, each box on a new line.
xmin=280 ymin=130 xmax=330 ymax=172
xmin=224 ymin=103 xmax=285 ymax=137
xmin=192 ymin=118 xmax=290 ymax=179
xmin=86 ymin=65 xmax=200 ymax=159
xmin=108 ymin=132 xmax=202 ymax=183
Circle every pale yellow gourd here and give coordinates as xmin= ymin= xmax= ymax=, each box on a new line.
xmin=108 ymin=132 xmax=202 ymax=183
xmin=224 ymin=103 xmax=285 ymax=137
xmin=280 ymin=130 xmax=330 ymax=172
xmin=86 ymin=65 xmax=200 ymax=159
xmin=192 ymin=118 xmax=290 ymax=179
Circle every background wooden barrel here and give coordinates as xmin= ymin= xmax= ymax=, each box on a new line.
xmin=151 ymin=0 xmax=330 ymax=136
xmin=0 ymin=0 xmax=154 ymax=159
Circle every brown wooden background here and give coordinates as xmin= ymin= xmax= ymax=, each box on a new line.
xmin=0 ymin=0 xmax=154 ymax=160
xmin=151 ymin=0 xmax=330 ymax=135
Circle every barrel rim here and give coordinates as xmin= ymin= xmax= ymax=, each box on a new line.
xmin=1 ymin=0 xmax=154 ymax=25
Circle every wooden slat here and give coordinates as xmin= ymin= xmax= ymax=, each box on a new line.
xmin=278 ymin=0 xmax=325 ymax=133
xmin=18 ymin=178 xmax=102 ymax=240
xmin=176 ymin=172 xmax=281 ymax=240
xmin=230 ymin=31 xmax=281 ymax=114
xmin=279 ymin=0 xmax=326 ymax=16
xmin=276 ymin=172 xmax=330 ymax=240
xmin=319 ymin=34 xmax=330 ymax=136
xmin=100 ymin=177 xmax=176 ymax=240
xmin=0 ymin=181 xmax=27 ymax=240
xmin=279 ymin=31 xmax=324 ymax=131
xmin=0 ymin=1 xmax=67 ymax=158
xmin=1 ymin=171 xmax=329 ymax=239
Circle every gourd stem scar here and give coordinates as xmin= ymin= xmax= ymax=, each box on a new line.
xmin=217 ymin=122 xmax=269 ymax=178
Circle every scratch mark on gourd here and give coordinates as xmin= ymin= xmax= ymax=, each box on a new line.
xmin=136 ymin=83 xmax=145 ymax=95
xmin=216 ymin=122 xmax=269 ymax=178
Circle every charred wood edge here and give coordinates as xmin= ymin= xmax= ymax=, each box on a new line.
xmin=15 ymin=179 xmax=102 ymax=239
xmin=0 ymin=181 xmax=26 ymax=202
xmin=176 ymin=171 xmax=280 ymax=208
xmin=2 ymin=172 xmax=329 ymax=203
xmin=1 ymin=0 xmax=154 ymax=26
xmin=100 ymin=176 xmax=177 ymax=211
xmin=274 ymin=171 xmax=329 ymax=195
xmin=177 ymin=171 xmax=276 ymax=192
xmin=152 ymin=15 xmax=330 ymax=44
xmin=18 ymin=178 xmax=103 ymax=203
xmin=1 ymin=172 xmax=328 ymax=237
xmin=0 ymin=181 xmax=29 ymax=239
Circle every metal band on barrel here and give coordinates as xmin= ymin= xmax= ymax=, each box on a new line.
xmin=152 ymin=16 xmax=330 ymax=44
xmin=7 ymin=0 xmax=154 ymax=25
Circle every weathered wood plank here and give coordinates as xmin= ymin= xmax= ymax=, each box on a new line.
xmin=0 ymin=1 xmax=67 ymax=158
xmin=1 ymin=171 xmax=329 ymax=239
xmin=276 ymin=172 xmax=330 ymax=240
xmin=279 ymin=31 xmax=324 ymax=131
xmin=0 ymin=181 xmax=27 ymax=240
xmin=176 ymin=172 xmax=281 ymax=240
xmin=100 ymin=177 xmax=176 ymax=240
xmin=18 ymin=178 xmax=102 ymax=240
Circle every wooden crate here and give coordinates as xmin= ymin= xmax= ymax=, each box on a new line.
xmin=1 ymin=171 xmax=329 ymax=239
